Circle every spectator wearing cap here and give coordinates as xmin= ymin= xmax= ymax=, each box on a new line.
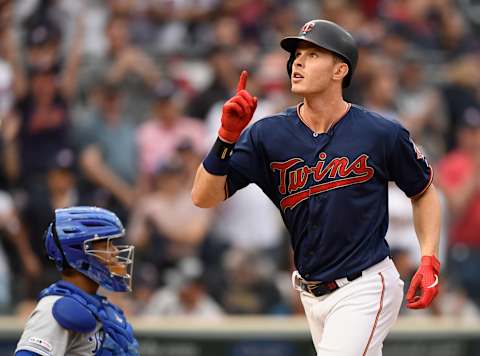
xmin=10 ymin=64 xmax=71 ymax=188
xmin=77 ymin=82 xmax=138 ymax=218
xmin=24 ymin=22 xmax=61 ymax=70
xmin=136 ymin=81 xmax=207 ymax=187
xmin=5 ymin=12 xmax=83 ymax=101
xmin=1 ymin=14 xmax=83 ymax=189
xmin=437 ymin=111 xmax=480 ymax=306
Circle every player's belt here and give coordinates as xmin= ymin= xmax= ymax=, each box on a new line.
xmin=293 ymin=271 xmax=363 ymax=297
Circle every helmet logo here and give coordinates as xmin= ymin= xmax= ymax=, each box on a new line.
xmin=301 ymin=21 xmax=316 ymax=35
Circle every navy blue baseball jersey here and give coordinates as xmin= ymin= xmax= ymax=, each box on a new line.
xmin=226 ymin=103 xmax=432 ymax=281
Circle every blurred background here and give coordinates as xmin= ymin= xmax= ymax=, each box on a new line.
xmin=0 ymin=0 xmax=479 ymax=355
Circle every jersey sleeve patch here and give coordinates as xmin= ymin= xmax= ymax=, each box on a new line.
xmin=52 ymin=297 xmax=97 ymax=333
xmin=17 ymin=337 xmax=53 ymax=356
xmin=27 ymin=337 xmax=52 ymax=352
xmin=387 ymin=127 xmax=432 ymax=198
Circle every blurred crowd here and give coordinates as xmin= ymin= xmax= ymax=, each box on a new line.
xmin=0 ymin=0 xmax=479 ymax=320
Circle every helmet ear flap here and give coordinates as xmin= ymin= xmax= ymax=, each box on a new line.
xmin=287 ymin=53 xmax=294 ymax=78
xmin=44 ymin=222 xmax=69 ymax=271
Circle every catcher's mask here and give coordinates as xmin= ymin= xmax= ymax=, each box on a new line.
xmin=44 ymin=206 xmax=134 ymax=292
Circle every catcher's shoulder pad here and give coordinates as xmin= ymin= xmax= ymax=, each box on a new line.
xmin=52 ymin=296 xmax=97 ymax=333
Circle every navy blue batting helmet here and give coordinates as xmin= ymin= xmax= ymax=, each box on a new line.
xmin=44 ymin=206 xmax=134 ymax=292
xmin=280 ymin=19 xmax=358 ymax=87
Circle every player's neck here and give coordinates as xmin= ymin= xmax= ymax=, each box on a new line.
xmin=301 ymin=92 xmax=347 ymax=134
xmin=62 ymin=273 xmax=99 ymax=295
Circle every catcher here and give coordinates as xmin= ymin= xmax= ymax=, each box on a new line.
xmin=15 ymin=206 xmax=139 ymax=356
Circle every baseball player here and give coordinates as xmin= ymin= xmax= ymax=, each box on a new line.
xmin=192 ymin=19 xmax=441 ymax=355
xmin=15 ymin=206 xmax=139 ymax=356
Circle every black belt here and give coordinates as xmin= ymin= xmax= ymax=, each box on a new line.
xmin=298 ymin=271 xmax=363 ymax=297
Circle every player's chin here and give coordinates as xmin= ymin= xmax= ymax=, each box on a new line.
xmin=291 ymin=83 xmax=307 ymax=95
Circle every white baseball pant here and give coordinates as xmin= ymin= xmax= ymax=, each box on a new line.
xmin=293 ymin=257 xmax=404 ymax=356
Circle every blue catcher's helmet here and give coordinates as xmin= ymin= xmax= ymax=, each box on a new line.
xmin=44 ymin=206 xmax=134 ymax=292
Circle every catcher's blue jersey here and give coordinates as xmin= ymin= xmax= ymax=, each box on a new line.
xmin=226 ymin=104 xmax=432 ymax=281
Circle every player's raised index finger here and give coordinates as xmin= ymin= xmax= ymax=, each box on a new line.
xmin=236 ymin=70 xmax=248 ymax=92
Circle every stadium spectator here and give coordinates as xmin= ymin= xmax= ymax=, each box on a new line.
xmin=140 ymin=257 xmax=223 ymax=318
xmin=79 ymin=15 xmax=160 ymax=122
xmin=136 ymin=81 xmax=207 ymax=185
xmin=437 ymin=112 xmax=480 ymax=306
xmin=396 ymin=54 xmax=447 ymax=161
xmin=2 ymin=15 xmax=82 ymax=190
xmin=0 ymin=190 xmax=40 ymax=313
xmin=216 ymin=248 xmax=288 ymax=315
xmin=187 ymin=45 xmax=239 ymax=121
xmin=128 ymin=158 xmax=213 ymax=272
xmin=441 ymin=53 xmax=480 ymax=150
xmin=77 ymin=82 xmax=138 ymax=219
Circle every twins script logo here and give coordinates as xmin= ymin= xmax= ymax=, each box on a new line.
xmin=270 ymin=152 xmax=374 ymax=210
xmin=300 ymin=21 xmax=316 ymax=35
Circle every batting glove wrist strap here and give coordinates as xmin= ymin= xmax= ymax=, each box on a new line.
xmin=202 ymin=137 xmax=235 ymax=176
xmin=420 ymin=255 xmax=440 ymax=271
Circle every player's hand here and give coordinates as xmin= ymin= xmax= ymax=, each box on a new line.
xmin=218 ymin=70 xmax=257 ymax=143
xmin=406 ymin=255 xmax=440 ymax=309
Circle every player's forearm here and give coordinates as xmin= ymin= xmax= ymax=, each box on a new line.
xmin=8 ymin=222 xmax=31 ymax=253
xmin=130 ymin=52 xmax=161 ymax=87
xmin=3 ymin=26 xmax=27 ymax=97
xmin=61 ymin=17 xmax=84 ymax=99
xmin=191 ymin=164 xmax=227 ymax=208
xmin=192 ymin=71 xmax=256 ymax=208
xmin=80 ymin=146 xmax=134 ymax=206
xmin=2 ymin=135 xmax=19 ymax=182
xmin=127 ymin=209 xmax=149 ymax=247
xmin=411 ymin=184 xmax=441 ymax=257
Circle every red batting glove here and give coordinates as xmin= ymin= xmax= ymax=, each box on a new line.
xmin=218 ymin=70 xmax=258 ymax=143
xmin=406 ymin=255 xmax=440 ymax=309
